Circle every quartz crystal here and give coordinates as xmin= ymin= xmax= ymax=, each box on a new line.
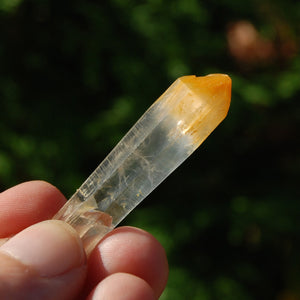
xmin=53 ymin=74 xmax=232 ymax=255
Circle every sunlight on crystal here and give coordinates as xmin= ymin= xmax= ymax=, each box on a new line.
xmin=54 ymin=74 xmax=232 ymax=255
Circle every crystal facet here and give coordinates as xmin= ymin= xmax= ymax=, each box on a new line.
xmin=53 ymin=74 xmax=231 ymax=255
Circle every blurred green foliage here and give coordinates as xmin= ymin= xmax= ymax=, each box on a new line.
xmin=0 ymin=0 xmax=299 ymax=299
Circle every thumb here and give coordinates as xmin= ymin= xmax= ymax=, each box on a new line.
xmin=0 ymin=220 xmax=86 ymax=300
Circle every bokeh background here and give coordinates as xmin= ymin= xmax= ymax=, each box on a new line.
xmin=0 ymin=0 xmax=299 ymax=299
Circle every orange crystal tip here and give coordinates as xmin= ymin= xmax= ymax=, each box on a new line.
xmin=180 ymin=74 xmax=231 ymax=117
xmin=170 ymin=74 xmax=232 ymax=147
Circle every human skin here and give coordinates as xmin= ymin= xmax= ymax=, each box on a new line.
xmin=0 ymin=181 xmax=168 ymax=300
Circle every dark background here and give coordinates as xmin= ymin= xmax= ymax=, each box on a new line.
xmin=0 ymin=0 xmax=299 ymax=299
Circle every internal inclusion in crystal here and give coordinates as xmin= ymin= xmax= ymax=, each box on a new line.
xmin=93 ymin=116 xmax=194 ymax=226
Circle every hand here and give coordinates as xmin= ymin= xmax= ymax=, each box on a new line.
xmin=0 ymin=181 xmax=168 ymax=299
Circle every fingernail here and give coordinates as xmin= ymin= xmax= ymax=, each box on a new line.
xmin=0 ymin=220 xmax=85 ymax=277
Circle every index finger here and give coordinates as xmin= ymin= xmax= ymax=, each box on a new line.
xmin=0 ymin=181 xmax=66 ymax=237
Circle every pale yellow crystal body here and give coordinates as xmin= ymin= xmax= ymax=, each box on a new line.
xmin=54 ymin=74 xmax=231 ymax=255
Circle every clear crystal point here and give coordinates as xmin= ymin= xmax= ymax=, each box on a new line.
xmin=53 ymin=74 xmax=231 ymax=255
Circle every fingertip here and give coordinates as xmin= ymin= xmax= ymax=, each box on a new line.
xmin=87 ymin=226 xmax=168 ymax=298
xmin=0 ymin=220 xmax=87 ymax=299
xmin=0 ymin=181 xmax=67 ymax=237
xmin=87 ymin=273 xmax=156 ymax=300
xmin=0 ymin=220 xmax=86 ymax=277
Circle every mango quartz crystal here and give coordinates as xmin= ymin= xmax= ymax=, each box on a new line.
xmin=54 ymin=74 xmax=232 ymax=255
